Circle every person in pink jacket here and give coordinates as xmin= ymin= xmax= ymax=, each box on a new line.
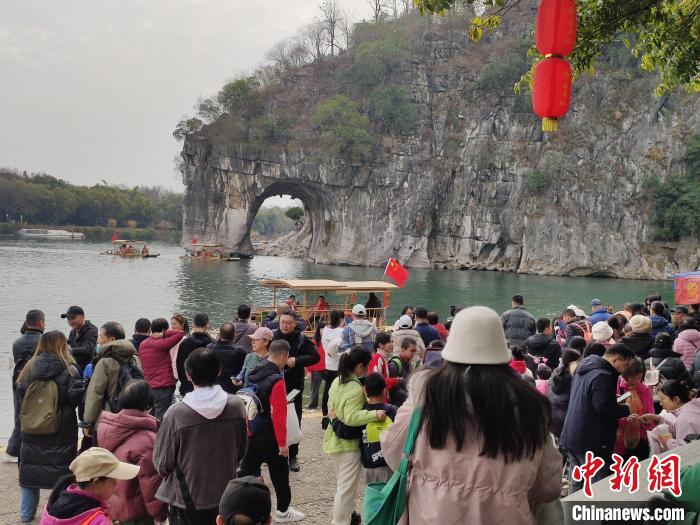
xmin=641 ymin=379 xmax=700 ymax=450
xmin=41 ymin=447 xmax=139 ymax=525
xmin=614 ymin=358 xmax=656 ymax=460
xmin=97 ymin=380 xmax=167 ymax=525
xmin=381 ymin=307 xmax=562 ymax=525
xmin=672 ymin=318 xmax=700 ymax=369
xmin=138 ymin=318 xmax=184 ymax=419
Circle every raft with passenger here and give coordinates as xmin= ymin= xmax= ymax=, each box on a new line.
xmin=181 ymin=243 xmax=241 ymax=262
xmin=101 ymin=239 xmax=160 ymax=258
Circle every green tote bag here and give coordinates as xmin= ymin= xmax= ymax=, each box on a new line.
xmin=363 ymin=409 xmax=421 ymax=525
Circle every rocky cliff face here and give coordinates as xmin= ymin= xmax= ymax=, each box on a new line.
xmin=181 ymin=6 xmax=700 ymax=279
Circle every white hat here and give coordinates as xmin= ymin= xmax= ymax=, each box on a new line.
xmin=397 ymin=315 xmax=413 ymax=329
xmin=567 ymin=304 xmax=587 ymax=318
xmin=441 ymin=306 xmax=511 ymax=365
xmin=592 ymin=321 xmax=613 ymax=342
xmin=629 ymin=315 xmax=652 ymax=333
xmin=352 ymin=304 xmax=367 ymax=316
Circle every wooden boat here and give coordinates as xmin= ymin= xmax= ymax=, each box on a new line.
xmin=255 ymin=279 xmax=399 ymax=333
xmin=181 ymin=243 xmax=241 ymax=262
xmin=101 ymin=239 xmax=160 ymax=258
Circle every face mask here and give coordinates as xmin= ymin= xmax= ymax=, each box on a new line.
xmin=95 ymin=343 xmax=101 ymax=354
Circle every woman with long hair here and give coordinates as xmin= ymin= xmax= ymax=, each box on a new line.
xmin=320 ymin=310 xmax=345 ymax=428
xmin=16 ymin=331 xmax=85 ymax=523
xmin=307 ymin=321 xmax=327 ymax=410
xmin=323 ymin=346 xmax=386 ymax=525
xmin=381 ymin=307 xmax=562 ymax=524
xmin=641 ymin=379 xmax=700 ymax=450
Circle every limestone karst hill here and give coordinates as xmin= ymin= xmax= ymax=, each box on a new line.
xmin=180 ymin=5 xmax=700 ymax=279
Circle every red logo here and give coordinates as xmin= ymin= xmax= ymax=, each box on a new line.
xmin=609 ymin=454 xmax=640 ymax=493
xmin=648 ymin=454 xmax=681 ymax=497
xmin=572 ymin=451 xmax=605 ymax=498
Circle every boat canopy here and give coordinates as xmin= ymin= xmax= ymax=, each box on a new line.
xmin=260 ymin=279 xmax=398 ymax=292
xmin=192 ymin=243 xmax=228 ymax=248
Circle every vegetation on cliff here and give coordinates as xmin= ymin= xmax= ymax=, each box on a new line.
xmin=0 ymin=168 xmax=183 ymax=230
xmin=251 ymin=206 xmax=304 ymax=240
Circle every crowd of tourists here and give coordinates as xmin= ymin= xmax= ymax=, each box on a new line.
xmin=7 ymin=293 xmax=700 ymax=525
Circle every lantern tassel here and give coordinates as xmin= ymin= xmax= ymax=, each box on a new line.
xmin=542 ymin=117 xmax=559 ymax=132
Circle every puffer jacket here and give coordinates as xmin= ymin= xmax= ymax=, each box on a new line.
xmin=83 ymin=339 xmax=142 ymax=428
xmin=13 ymin=329 xmax=42 ymax=383
xmin=560 ymin=355 xmax=630 ymax=457
xmin=381 ymin=395 xmax=561 ymax=525
xmin=621 ymin=332 xmax=654 ymax=361
xmin=673 ymin=329 xmax=700 ymax=369
xmin=650 ymin=314 xmax=675 ymax=340
xmin=17 ymin=352 xmax=84 ymax=489
xmin=41 ymin=485 xmax=110 ymax=525
xmin=97 ymin=410 xmax=166 ymax=522
xmin=547 ymin=364 xmax=574 ymax=438
xmin=501 ymin=307 xmax=536 ymax=347
xmin=524 ymin=333 xmax=561 ymax=375
xmin=139 ymin=329 xmax=184 ymax=389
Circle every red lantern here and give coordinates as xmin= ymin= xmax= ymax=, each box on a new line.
xmin=532 ymin=57 xmax=572 ymax=132
xmin=536 ymin=0 xmax=577 ymax=57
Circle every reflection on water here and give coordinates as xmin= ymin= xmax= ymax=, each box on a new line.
xmin=0 ymin=238 xmax=674 ymax=441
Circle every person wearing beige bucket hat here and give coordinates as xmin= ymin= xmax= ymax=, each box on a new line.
xmin=41 ymin=447 xmax=140 ymax=525
xmin=621 ymin=314 xmax=654 ymax=360
xmin=380 ymin=306 xmax=562 ymax=524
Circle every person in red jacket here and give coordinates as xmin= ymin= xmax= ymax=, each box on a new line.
xmin=97 ymin=380 xmax=167 ymax=525
xmin=138 ymin=318 xmax=184 ymax=420
xmin=368 ymin=332 xmax=398 ymax=393
xmin=239 ymin=340 xmax=305 ymax=523
xmin=307 ymin=322 xmax=327 ymax=410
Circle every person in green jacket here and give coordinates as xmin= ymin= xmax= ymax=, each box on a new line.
xmin=323 ymin=346 xmax=386 ymax=525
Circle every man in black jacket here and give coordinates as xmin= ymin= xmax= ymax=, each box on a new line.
xmin=129 ymin=318 xmax=151 ymax=352
xmin=524 ymin=318 xmax=562 ymax=375
xmin=176 ymin=313 xmax=213 ymax=396
xmin=8 ymin=310 xmax=45 ymax=457
xmin=273 ymin=311 xmax=320 ymax=472
xmin=62 ymin=306 xmax=97 ymax=375
xmin=560 ymin=343 xmax=636 ymax=495
xmin=208 ymin=322 xmax=246 ymax=394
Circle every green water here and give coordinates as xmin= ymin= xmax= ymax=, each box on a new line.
xmin=0 ymin=238 xmax=674 ymax=438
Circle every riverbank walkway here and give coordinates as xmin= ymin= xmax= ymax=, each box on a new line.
xmin=0 ymin=409 xmax=348 ymax=525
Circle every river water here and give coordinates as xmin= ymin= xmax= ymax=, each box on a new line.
xmin=0 ymin=239 xmax=673 ymax=441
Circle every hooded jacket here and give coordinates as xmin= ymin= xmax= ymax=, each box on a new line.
xmin=246 ymin=361 xmax=287 ymax=449
xmin=560 ymin=355 xmax=630 ymax=456
xmin=645 ymin=345 xmax=683 ymax=370
xmin=97 ymin=410 xmax=166 ymax=522
xmin=500 ymin=306 xmax=536 ymax=347
xmin=340 ymin=319 xmax=377 ymax=352
xmin=17 ymin=352 xmax=84 ymax=489
xmin=153 ymin=391 xmax=246 ymax=510
xmin=662 ymin=398 xmax=700 ymax=449
xmin=139 ymin=329 xmax=184 ymax=389
xmin=233 ymin=320 xmax=256 ymax=353
xmin=83 ymin=339 xmax=142 ymax=428
xmin=391 ymin=329 xmax=426 ymax=358
xmin=673 ymin=329 xmax=700 ymax=369
xmin=524 ymin=333 xmax=561 ymax=375
xmin=175 ymin=331 xmax=214 ymax=395
xmin=547 ymin=364 xmax=574 ymax=438
xmin=272 ymin=328 xmax=319 ymax=390
xmin=650 ymin=314 xmax=675 ymax=340
xmin=621 ymin=332 xmax=654 ymax=361
xmin=41 ymin=485 xmax=110 ymax=525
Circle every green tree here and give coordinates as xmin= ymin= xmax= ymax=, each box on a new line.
xmin=285 ymin=206 xmax=304 ymax=221
xmin=311 ymin=95 xmax=375 ymax=162
xmin=415 ymin=0 xmax=700 ymax=95
xmin=343 ymin=34 xmax=411 ymax=94
xmin=217 ymin=77 xmax=265 ymax=118
xmin=173 ymin=117 xmax=203 ymax=141
xmin=368 ymin=86 xmax=418 ymax=135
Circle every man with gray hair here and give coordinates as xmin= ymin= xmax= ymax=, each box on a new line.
xmin=8 ymin=309 xmax=45 ymax=457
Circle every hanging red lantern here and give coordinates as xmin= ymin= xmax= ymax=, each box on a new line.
xmin=536 ymin=0 xmax=577 ymax=57
xmin=532 ymin=57 xmax=572 ymax=132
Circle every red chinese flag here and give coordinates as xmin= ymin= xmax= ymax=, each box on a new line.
xmin=111 ymin=234 xmax=118 ymax=241
xmin=385 ymin=258 xmax=409 ymax=288
xmin=675 ymin=275 xmax=700 ymax=304
xmin=191 ymin=238 xmax=198 ymax=244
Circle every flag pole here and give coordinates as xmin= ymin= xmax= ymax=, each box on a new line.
xmin=382 ymin=258 xmax=391 ymax=282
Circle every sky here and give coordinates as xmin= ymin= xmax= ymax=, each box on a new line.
xmin=0 ymin=0 xmax=366 ymax=195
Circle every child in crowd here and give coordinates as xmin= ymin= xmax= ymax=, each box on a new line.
xmin=509 ymin=346 xmax=535 ymax=385
xmin=217 ymin=476 xmax=272 ymax=525
xmin=535 ymin=364 xmax=552 ymax=396
xmin=41 ymin=448 xmax=139 ymax=525
xmin=361 ymin=373 xmax=398 ymax=484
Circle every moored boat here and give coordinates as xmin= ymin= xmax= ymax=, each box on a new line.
xmin=16 ymin=228 xmax=85 ymax=239
xmin=181 ymin=243 xmax=241 ymax=261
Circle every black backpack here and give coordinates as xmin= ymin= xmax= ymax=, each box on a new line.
xmin=108 ymin=357 xmax=144 ymax=413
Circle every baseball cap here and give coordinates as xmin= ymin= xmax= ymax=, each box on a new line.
xmin=248 ymin=327 xmax=273 ymax=341
xmin=397 ymin=315 xmax=413 ymax=329
xmin=590 ymin=299 xmax=603 ymax=308
xmin=352 ymin=304 xmax=367 ymax=316
xmin=69 ymin=447 xmax=140 ymax=482
xmin=672 ymin=306 xmax=689 ymax=314
xmin=61 ymin=306 xmax=85 ymax=319
xmin=219 ymin=476 xmax=271 ymax=525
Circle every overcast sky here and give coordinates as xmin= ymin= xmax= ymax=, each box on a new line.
xmin=0 ymin=0 xmax=366 ymax=193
